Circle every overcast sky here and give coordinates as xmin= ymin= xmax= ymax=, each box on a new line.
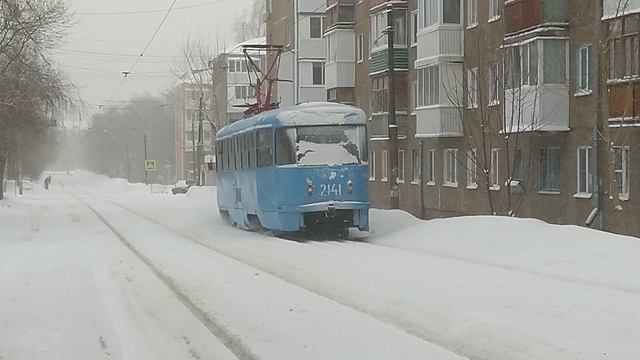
xmin=54 ymin=0 xmax=253 ymax=125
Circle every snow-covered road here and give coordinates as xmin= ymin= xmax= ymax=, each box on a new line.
xmin=1 ymin=172 xmax=639 ymax=360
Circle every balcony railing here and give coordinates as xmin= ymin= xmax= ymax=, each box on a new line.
xmin=505 ymin=0 xmax=568 ymax=34
xmin=325 ymin=3 xmax=355 ymax=29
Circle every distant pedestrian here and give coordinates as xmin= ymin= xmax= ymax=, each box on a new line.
xmin=44 ymin=175 xmax=51 ymax=190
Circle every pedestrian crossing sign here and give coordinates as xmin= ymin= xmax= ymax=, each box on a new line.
xmin=144 ymin=160 xmax=157 ymax=172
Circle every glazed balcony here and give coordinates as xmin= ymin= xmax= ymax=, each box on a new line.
xmin=505 ymin=0 xmax=568 ymax=35
xmin=325 ymin=0 xmax=355 ymax=30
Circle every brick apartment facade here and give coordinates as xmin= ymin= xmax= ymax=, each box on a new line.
xmin=264 ymin=0 xmax=640 ymax=237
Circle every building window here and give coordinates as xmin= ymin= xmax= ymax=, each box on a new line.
xmin=420 ymin=0 xmax=438 ymax=28
xmin=310 ymin=17 xmax=324 ymax=39
xmin=328 ymin=88 xmax=337 ymax=101
xmin=467 ymin=0 xmax=477 ymax=27
xmin=370 ymin=11 xmax=388 ymax=50
xmin=576 ymin=146 xmax=593 ymax=195
xmin=381 ymin=150 xmax=388 ymax=181
xmin=417 ymin=65 xmax=439 ymax=106
xmin=615 ymin=146 xmax=630 ymax=199
xmin=505 ymin=41 xmax=538 ymax=88
xmin=467 ymin=67 xmax=478 ymax=108
xmin=371 ymin=76 xmax=389 ymax=113
xmin=489 ymin=0 xmax=500 ymax=21
xmin=312 ymin=62 xmax=325 ymax=85
xmin=357 ymin=33 xmax=364 ymax=62
xmin=608 ymin=15 xmax=640 ymax=80
xmin=544 ymin=40 xmax=567 ymax=84
xmin=576 ymin=45 xmax=592 ymax=93
xmin=427 ymin=149 xmax=436 ymax=184
xmin=444 ymin=148 xmax=458 ymax=186
xmin=540 ymin=147 xmax=561 ymax=192
xmin=489 ymin=63 xmax=500 ymax=105
xmin=467 ymin=148 xmax=477 ymax=188
xmin=411 ymin=10 xmax=419 ymax=45
xmin=394 ymin=10 xmax=407 ymax=45
xmin=443 ymin=0 xmax=460 ymax=24
xmin=327 ymin=33 xmax=334 ymax=62
xmin=411 ymin=80 xmax=417 ymax=113
xmin=398 ymin=150 xmax=405 ymax=183
xmin=412 ymin=149 xmax=420 ymax=183
xmin=490 ymin=148 xmax=500 ymax=189
xmin=369 ymin=150 xmax=376 ymax=180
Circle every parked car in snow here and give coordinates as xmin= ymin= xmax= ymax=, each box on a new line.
xmin=171 ymin=180 xmax=193 ymax=195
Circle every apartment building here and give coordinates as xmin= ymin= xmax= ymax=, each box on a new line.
xmin=210 ymin=37 xmax=266 ymax=130
xmin=266 ymin=0 xmax=327 ymax=106
xmin=265 ymin=0 xmax=640 ymax=237
xmin=173 ymin=82 xmax=214 ymax=183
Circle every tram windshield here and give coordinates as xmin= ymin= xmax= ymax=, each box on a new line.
xmin=276 ymin=125 xmax=368 ymax=166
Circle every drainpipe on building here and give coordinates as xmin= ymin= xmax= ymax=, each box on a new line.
xmin=386 ymin=6 xmax=399 ymax=210
xmin=590 ymin=0 xmax=604 ymax=230
xmin=419 ymin=140 xmax=425 ymax=218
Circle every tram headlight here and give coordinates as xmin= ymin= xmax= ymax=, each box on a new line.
xmin=347 ymin=180 xmax=353 ymax=194
xmin=307 ymin=184 xmax=313 ymax=195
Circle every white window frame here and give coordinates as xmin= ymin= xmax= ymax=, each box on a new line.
xmin=427 ymin=149 xmax=436 ymax=185
xmin=309 ymin=16 xmax=324 ymax=39
xmin=576 ymin=146 xmax=593 ymax=197
xmin=420 ymin=0 xmax=438 ymax=29
xmin=576 ymin=44 xmax=592 ymax=95
xmin=615 ymin=146 xmax=630 ymax=200
xmin=489 ymin=0 xmax=500 ymax=22
xmin=467 ymin=0 xmax=477 ymax=28
xmin=467 ymin=67 xmax=478 ymax=109
xmin=489 ymin=63 xmax=500 ymax=105
xmin=411 ymin=149 xmax=420 ymax=184
xmin=369 ymin=150 xmax=376 ymax=180
xmin=398 ymin=150 xmax=405 ymax=183
xmin=411 ymin=10 xmax=419 ymax=46
xmin=490 ymin=148 xmax=500 ymax=190
xmin=467 ymin=148 xmax=478 ymax=189
xmin=444 ymin=148 xmax=458 ymax=187
xmin=381 ymin=150 xmax=388 ymax=181
xmin=312 ymin=61 xmax=325 ymax=85
xmin=417 ymin=65 xmax=440 ymax=107
xmin=357 ymin=33 xmax=364 ymax=63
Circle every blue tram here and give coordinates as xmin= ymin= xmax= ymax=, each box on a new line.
xmin=215 ymin=102 xmax=369 ymax=236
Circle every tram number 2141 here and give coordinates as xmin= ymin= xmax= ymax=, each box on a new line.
xmin=320 ymin=183 xmax=342 ymax=197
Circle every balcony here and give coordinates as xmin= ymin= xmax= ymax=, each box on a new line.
xmin=369 ymin=114 xmax=408 ymax=138
xmin=503 ymin=84 xmax=570 ymax=133
xmin=608 ymin=82 xmax=640 ymax=123
xmin=415 ymin=106 xmax=463 ymax=138
xmin=505 ymin=0 xmax=568 ymax=35
xmin=325 ymin=0 xmax=355 ymax=30
xmin=370 ymin=48 xmax=409 ymax=75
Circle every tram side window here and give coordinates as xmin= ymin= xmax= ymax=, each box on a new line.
xmin=224 ymin=139 xmax=230 ymax=171
xmin=257 ymin=128 xmax=273 ymax=167
xmin=276 ymin=128 xmax=296 ymax=165
xmin=216 ymin=141 xmax=223 ymax=171
xmin=235 ymin=136 xmax=242 ymax=170
xmin=242 ymin=133 xmax=249 ymax=169
xmin=247 ymin=132 xmax=255 ymax=168
xmin=229 ymin=138 xmax=236 ymax=171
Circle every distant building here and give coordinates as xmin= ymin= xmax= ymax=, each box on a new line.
xmin=173 ymin=82 xmax=214 ymax=183
xmin=210 ymin=37 xmax=266 ymax=130
xmin=266 ymin=0 xmax=327 ymax=106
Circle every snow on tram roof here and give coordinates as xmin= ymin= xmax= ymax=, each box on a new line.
xmin=216 ymin=102 xmax=367 ymax=139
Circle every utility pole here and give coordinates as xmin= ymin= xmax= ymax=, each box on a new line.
xmin=191 ymin=117 xmax=197 ymax=183
xmin=386 ymin=6 xmax=399 ymax=209
xmin=197 ymin=94 xmax=204 ymax=186
xmin=143 ymin=134 xmax=148 ymax=186
xmin=126 ymin=142 xmax=130 ymax=182
xmin=590 ymin=0 xmax=604 ymax=230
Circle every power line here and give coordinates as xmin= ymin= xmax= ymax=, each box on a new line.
xmin=58 ymin=49 xmax=175 ymax=58
xmin=105 ymin=0 xmax=180 ymax=104
xmin=76 ymin=0 xmax=227 ymax=16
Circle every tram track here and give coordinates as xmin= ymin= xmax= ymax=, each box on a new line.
xmin=79 ymin=198 xmax=259 ymax=360
xmin=104 ymin=200 xmax=474 ymax=360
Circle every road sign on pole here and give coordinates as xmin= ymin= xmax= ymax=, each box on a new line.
xmin=144 ymin=160 xmax=157 ymax=173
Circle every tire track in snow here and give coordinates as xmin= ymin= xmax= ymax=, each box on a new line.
xmin=106 ymin=201 xmax=475 ymax=360
xmin=80 ymin=200 xmax=258 ymax=360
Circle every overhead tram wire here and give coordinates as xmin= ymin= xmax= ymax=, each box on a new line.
xmin=104 ymin=0 xmax=179 ymax=104
xmin=77 ymin=0 xmax=228 ymax=16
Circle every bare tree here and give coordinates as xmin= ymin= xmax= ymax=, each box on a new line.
xmin=0 ymin=0 xmax=72 ymax=199
xmin=232 ymin=0 xmax=266 ymax=43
